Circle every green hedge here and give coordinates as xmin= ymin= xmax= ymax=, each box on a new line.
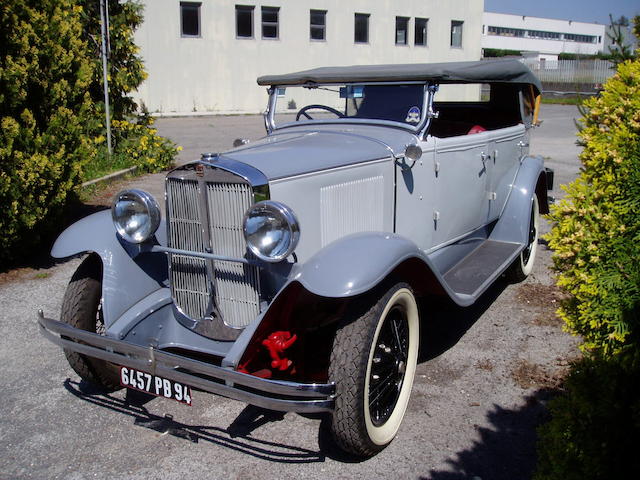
xmin=536 ymin=55 xmax=640 ymax=479
xmin=0 ymin=1 xmax=176 ymax=267
xmin=545 ymin=58 xmax=640 ymax=356
xmin=535 ymin=354 xmax=640 ymax=480
xmin=0 ymin=1 xmax=97 ymax=265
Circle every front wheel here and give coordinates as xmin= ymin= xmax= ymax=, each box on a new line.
xmin=506 ymin=195 xmax=539 ymax=282
xmin=61 ymin=255 xmax=121 ymax=391
xmin=329 ymin=283 xmax=420 ymax=457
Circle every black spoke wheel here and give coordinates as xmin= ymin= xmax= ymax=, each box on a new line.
xmin=61 ymin=254 xmax=121 ymax=391
xmin=368 ymin=305 xmax=409 ymax=426
xmin=329 ymin=283 xmax=419 ymax=457
xmin=506 ymin=195 xmax=539 ymax=282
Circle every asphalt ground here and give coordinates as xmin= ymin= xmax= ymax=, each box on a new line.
xmin=0 ymin=105 xmax=582 ymax=479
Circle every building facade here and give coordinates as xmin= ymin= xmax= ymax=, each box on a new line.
xmin=482 ymin=12 xmax=605 ymax=61
xmin=133 ymin=0 xmax=484 ymax=115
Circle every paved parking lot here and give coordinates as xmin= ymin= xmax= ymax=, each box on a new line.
xmin=0 ymin=105 xmax=582 ymax=479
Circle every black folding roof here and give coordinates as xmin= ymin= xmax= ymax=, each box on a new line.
xmin=257 ymin=59 xmax=542 ymax=95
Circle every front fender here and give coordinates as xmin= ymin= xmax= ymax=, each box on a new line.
xmin=290 ymin=232 xmax=434 ymax=298
xmin=52 ymin=210 xmax=168 ymax=327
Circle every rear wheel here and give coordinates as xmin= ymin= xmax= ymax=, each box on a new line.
xmin=329 ymin=283 xmax=419 ymax=457
xmin=61 ymin=255 xmax=121 ymax=391
xmin=506 ymin=196 xmax=539 ymax=282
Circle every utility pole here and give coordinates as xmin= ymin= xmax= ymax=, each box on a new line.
xmin=99 ymin=0 xmax=112 ymax=155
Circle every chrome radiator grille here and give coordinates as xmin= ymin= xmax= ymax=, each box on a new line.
xmin=166 ymin=177 xmax=260 ymax=328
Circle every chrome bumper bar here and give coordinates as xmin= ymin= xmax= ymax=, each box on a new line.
xmin=37 ymin=311 xmax=335 ymax=413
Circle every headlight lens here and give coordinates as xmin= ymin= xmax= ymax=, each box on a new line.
xmin=111 ymin=189 xmax=161 ymax=244
xmin=243 ymin=201 xmax=300 ymax=262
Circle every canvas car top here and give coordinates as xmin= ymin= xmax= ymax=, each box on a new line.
xmin=257 ymin=59 xmax=542 ymax=95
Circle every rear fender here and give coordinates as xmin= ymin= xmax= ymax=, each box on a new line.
xmin=492 ymin=155 xmax=548 ymax=245
xmin=51 ymin=210 xmax=168 ymax=328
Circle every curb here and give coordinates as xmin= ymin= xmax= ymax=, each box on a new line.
xmin=81 ymin=166 xmax=138 ymax=188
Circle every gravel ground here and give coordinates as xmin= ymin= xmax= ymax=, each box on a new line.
xmin=0 ymin=105 xmax=582 ymax=480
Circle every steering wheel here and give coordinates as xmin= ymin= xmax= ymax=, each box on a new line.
xmin=296 ymin=104 xmax=345 ymax=121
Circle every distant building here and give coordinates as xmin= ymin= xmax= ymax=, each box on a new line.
xmin=482 ymin=12 xmax=605 ymax=61
xmin=605 ymin=22 xmax=638 ymax=56
xmin=133 ymin=0 xmax=484 ymax=115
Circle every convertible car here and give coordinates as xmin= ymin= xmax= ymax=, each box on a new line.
xmin=39 ymin=59 xmax=552 ymax=456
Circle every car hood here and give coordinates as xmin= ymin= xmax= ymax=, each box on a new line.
xmin=220 ymin=124 xmax=419 ymax=180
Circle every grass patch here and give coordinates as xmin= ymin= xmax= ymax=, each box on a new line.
xmin=82 ymin=146 xmax=136 ymax=182
xmin=541 ymin=96 xmax=586 ymax=106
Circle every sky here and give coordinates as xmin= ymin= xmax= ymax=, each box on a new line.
xmin=484 ymin=0 xmax=640 ymax=25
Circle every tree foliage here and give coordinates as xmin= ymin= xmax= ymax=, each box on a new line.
xmin=0 ymin=0 xmax=176 ymax=267
xmin=535 ymin=354 xmax=640 ymax=480
xmin=607 ymin=14 xmax=636 ymax=65
xmin=79 ymin=0 xmax=147 ymax=119
xmin=546 ymin=58 xmax=640 ymax=356
xmin=0 ymin=0 xmax=98 ymax=264
xmin=536 ymin=30 xmax=640 ymax=479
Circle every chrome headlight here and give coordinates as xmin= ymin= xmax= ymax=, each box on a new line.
xmin=111 ymin=189 xmax=161 ymax=244
xmin=243 ymin=201 xmax=300 ymax=262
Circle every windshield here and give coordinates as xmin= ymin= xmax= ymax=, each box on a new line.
xmin=271 ymin=84 xmax=426 ymax=129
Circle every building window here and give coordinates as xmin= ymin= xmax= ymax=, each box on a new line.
xmin=451 ymin=20 xmax=463 ymax=47
xmin=528 ymin=29 xmax=560 ymax=40
xmin=415 ymin=17 xmax=428 ymax=46
xmin=180 ymin=2 xmax=201 ymax=37
xmin=487 ymin=26 xmax=525 ymax=37
xmin=354 ymin=13 xmax=369 ymax=43
xmin=261 ymin=6 xmax=279 ymax=39
xmin=235 ymin=5 xmax=254 ymax=38
xmin=395 ymin=16 xmax=409 ymax=45
xmin=563 ymin=33 xmax=596 ymax=43
xmin=310 ymin=9 xmax=326 ymax=40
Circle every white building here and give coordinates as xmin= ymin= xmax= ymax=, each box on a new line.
xmin=482 ymin=12 xmax=605 ymax=61
xmin=133 ymin=0 xmax=484 ymax=115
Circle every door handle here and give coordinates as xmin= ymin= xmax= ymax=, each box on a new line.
xmin=517 ymin=141 xmax=529 ymax=148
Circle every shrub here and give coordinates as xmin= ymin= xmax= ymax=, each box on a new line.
xmin=0 ymin=1 xmax=177 ymax=267
xmin=535 ymin=354 xmax=640 ymax=480
xmin=537 ymin=52 xmax=640 ymax=479
xmin=0 ymin=0 xmax=98 ymax=265
xmin=545 ymin=58 xmax=640 ymax=356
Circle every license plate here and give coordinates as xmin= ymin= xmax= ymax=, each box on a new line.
xmin=120 ymin=366 xmax=192 ymax=405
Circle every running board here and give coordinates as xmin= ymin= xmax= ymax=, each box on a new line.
xmin=442 ymin=240 xmax=522 ymax=298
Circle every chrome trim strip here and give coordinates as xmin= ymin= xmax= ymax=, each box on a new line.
xmin=151 ymin=245 xmax=257 ymax=266
xmin=38 ymin=311 xmax=335 ymax=413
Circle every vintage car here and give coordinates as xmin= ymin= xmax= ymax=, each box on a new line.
xmin=39 ymin=59 xmax=552 ymax=457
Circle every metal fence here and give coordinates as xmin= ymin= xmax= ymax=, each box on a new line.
xmin=521 ymin=59 xmax=615 ymax=93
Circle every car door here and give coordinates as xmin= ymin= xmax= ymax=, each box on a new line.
xmin=430 ymin=132 xmax=490 ymax=249
xmin=394 ymin=136 xmax=437 ymax=251
xmin=486 ymin=124 xmax=527 ymax=221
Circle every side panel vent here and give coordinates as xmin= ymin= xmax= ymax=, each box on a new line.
xmin=320 ymin=176 xmax=384 ymax=246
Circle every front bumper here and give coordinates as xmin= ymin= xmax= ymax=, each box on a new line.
xmin=37 ymin=311 xmax=335 ymax=413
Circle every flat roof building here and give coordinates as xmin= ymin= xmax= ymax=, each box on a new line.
xmin=482 ymin=12 xmax=605 ymax=61
xmin=133 ymin=0 xmax=484 ymax=115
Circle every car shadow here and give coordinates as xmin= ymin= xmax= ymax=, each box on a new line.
xmin=419 ymin=278 xmax=509 ymax=362
xmin=63 ymin=379 xmax=325 ymax=463
xmin=420 ymin=388 xmax=557 ymax=480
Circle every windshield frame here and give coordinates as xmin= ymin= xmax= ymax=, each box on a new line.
xmin=263 ymin=81 xmax=433 ymax=135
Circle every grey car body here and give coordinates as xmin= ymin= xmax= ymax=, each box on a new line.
xmin=40 ymin=60 xmax=551 ymax=456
